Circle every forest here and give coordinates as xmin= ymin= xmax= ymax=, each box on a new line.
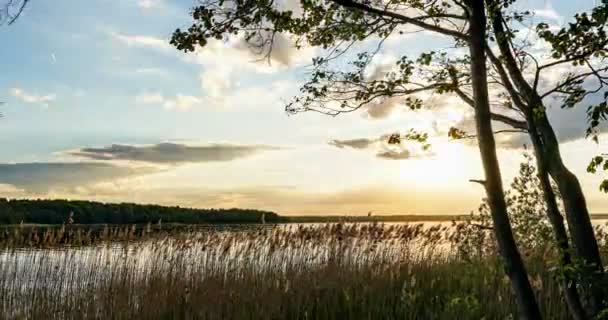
xmin=0 ymin=198 xmax=280 ymax=225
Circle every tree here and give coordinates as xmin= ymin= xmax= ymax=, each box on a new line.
xmin=170 ymin=0 xmax=543 ymax=318
xmin=483 ymin=2 xmax=608 ymax=314
xmin=454 ymin=153 xmax=587 ymax=319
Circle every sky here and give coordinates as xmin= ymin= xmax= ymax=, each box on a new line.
xmin=0 ymin=0 xmax=606 ymax=215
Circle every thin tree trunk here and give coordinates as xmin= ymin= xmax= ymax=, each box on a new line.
xmin=526 ymin=113 xmax=588 ymax=320
xmin=467 ymin=1 xmax=542 ymax=318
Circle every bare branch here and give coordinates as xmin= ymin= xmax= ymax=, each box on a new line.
xmin=1 ymin=0 xmax=29 ymax=25
xmin=453 ymin=82 xmax=527 ymax=130
xmin=469 ymin=179 xmax=487 ymax=186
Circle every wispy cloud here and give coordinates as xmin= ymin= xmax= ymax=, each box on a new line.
xmin=9 ymin=87 xmax=56 ymax=107
xmin=533 ymin=2 xmax=562 ymax=23
xmin=61 ymin=184 xmax=481 ymax=215
xmin=67 ymin=142 xmax=282 ymax=164
xmin=136 ymin=0 xmax=163 ymax=10
xmin=109 ymin=32 xmax=172 ymax=52
xmin=135 ymin=67 xmax=169 ymax=78
xmin=135 ymin=91 xmax=202 ymax=111
xmin=329 ymin=138 xmax=376 ymax=150
xmin=135 ymin=91 xmax=165 ymax=104
xmin=330 ymin=134 xmax=432 ymax=160
xmin=0 ymin=162 xmax=157 ymax=193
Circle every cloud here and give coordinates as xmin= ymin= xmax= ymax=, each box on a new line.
xmin=109 ymin=32 xmax=172 ymax=52
xmin=109 ymin=29 xmax=312 ymax=70
xmin=60 ymin=184 xmax=481 ymax=215
xmin=363 ymin=97 xmax=402 ymax=119
xmin=135 ymin=91 xmax=164 ymax=104
xmin=162 ymin=94 xmax=202 ymax=111
xmin=109 ymin=29 xmax=313 ymax=115
xmin=329 ymin=138 xmax=376 ymax=149
xmin=9 ymin=87 xmax=56 ymax=107
xmin=200 ymin=72 xmax=233 ymax=100
xmin=135 ymin=68 xmax=169 ymax=78
xmin=0 ymin=162 xmax=156 ymax=193
xmin=135 ymin=91 xmax=202 ymax=111
xmin=533 ymin=2 xmax=562 ymax=23
xmin=329 ymin=134 xmax=431 ymax=160
xmin=67 ymin=142 xmax=282 ymax=164
xmin=137 ymin=0 xmax=163 ymax=10
xmin=376 ymin=150 xmax=414 ymax=160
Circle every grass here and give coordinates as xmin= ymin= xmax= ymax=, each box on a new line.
xmin=0 ymin=222 xmax=600 ymax=319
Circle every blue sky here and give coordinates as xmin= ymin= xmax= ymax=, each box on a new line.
xmin=0 ymin=0 xmax=607 ymax=215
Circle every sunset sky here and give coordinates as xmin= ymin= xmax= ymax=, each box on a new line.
xmin=0 ymin=0 xmax=606 ymax=215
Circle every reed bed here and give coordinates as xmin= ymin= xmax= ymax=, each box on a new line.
xmin=0 ymin=222 xmax=589 ymax=319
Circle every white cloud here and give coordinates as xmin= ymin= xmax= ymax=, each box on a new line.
xmin=135 ymin=92 xmax=203 ymax=111
xmin=135 ymin=67 xmax=169 ymax=78
xmin=109 ymin=32 xmax=172 ymax=52
xmin=135 ymin=91 xmax=164 ymax=104
xmin=109 ymin=30 xmax=315 ymax=115
xmin=137 ymin=0 xmax=162 ymax=10
xmin=200 ymin=71 xmax=233 ymax=99
xmin=9 ymin=87 xmax=56 ymax=107
xmin=163 ymin=94 xmax=203 ymax=111
xmin=533 ymin=2 xmax=562 ymax=23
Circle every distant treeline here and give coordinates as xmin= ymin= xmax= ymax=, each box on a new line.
xmin=0 ymin=198 xmax=280 ymax=225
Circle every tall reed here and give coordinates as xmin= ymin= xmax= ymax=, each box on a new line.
xmin=0 ymin=222 xmax=595 ymax=319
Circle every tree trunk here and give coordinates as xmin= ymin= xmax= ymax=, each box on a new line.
xmin=535 ymin=114 xmax=606 ymax=313
xmin=487 ymin=4 xmax=606 ymax=313
xmin=526 ymin=113 xmax=588 ymax=320
xmin=467 ymin=1 xmax=542 ymax=319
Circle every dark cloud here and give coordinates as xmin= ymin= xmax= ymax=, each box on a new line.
xmin=0 ymin=162 xmax=156 ymax=193
xmin=376 ymin=150 xmax=413 ymax=160
xmin=452 ymin=93 xmax=608 ymax=150
xmin=68 ymin=142 xmax=281 ymax=164
xmin=329 ymin=135 xmax=431 ymax=160
xmin=329 ymin=138 xmax=377 ymax=149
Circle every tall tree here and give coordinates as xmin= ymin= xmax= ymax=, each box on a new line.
xmin=466 ymin=1 xmax=541 ymax=318
xmin=170 ymin=0 xmax=543 ymax=317
xmin=483 ymin=1 xmax=608 ymax=313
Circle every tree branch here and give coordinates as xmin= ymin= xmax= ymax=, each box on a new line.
xmin=453 ymin=86 xmax=527 ymax=130
xmin=330 ymin=0 xmax=468 ymax=40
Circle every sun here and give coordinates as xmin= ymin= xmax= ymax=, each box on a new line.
xmin=397 ymin=142 xmax=481 ymax=188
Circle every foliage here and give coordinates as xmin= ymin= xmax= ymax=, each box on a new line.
xmin=452 ymin=155 xmax=554 ymax=260
xmin=588 ymin=154 xmax=608 ymax=192
xmin=0 ymin=198 xmax=279 ymax=225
